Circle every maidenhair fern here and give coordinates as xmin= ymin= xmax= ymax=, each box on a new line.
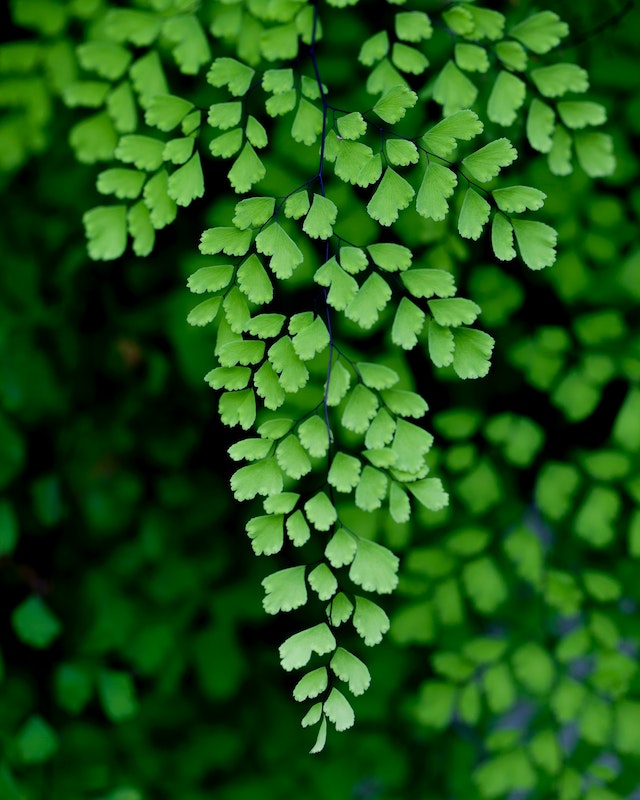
xmin=14 ymin=0 xmax=616 ymax=753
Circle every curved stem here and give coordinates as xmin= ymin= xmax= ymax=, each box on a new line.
xmin=310 ymin=0 xmax=329 ymax=196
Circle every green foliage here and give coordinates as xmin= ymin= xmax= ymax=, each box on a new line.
xmin=1 ymin=0 xmax=639 ymax=796
xmin=12 ymin=596 xmax=61 ymax=649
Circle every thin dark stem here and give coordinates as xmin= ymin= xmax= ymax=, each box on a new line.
xmin=311 ymin=0 xmax=335 ymax=450
xmin=557 ymin=0 xmax=634 ymax=50
xmin=322 ymin=289 xmax=335 ymax=446
xmin=310 ymin=0 xmax=329 ymax=196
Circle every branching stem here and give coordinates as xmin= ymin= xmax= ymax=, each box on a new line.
xmin=311 ymin=0 xmax=335 ymax=449
xmin=310 ymin=0 xmax=329 ymax=197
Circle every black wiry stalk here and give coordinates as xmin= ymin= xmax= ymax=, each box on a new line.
xmin=311 ymin=0 xmax=335 ymax=448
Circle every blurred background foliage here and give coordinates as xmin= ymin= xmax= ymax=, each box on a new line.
xmin=1 ymin=0 xmax=640 ymax=798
